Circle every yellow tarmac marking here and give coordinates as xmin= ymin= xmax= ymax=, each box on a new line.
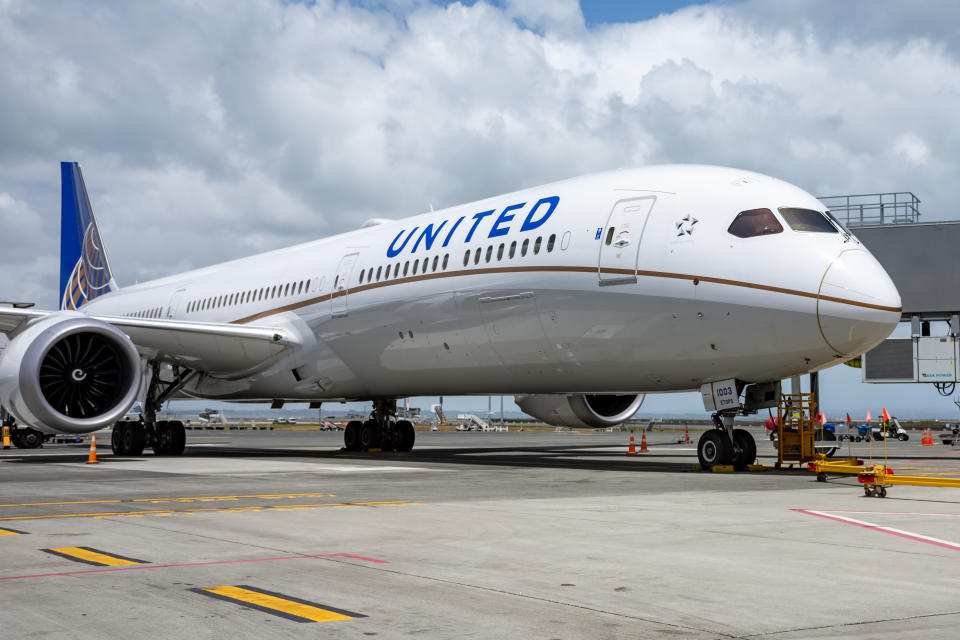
xmin=0 ymin=500 xmax=412 ymax=522
xmin=195 ymin=585 xmax=363 ymax=623
xmin=0 ymin=527 xmax=26 ymax=536
xmin=43 ymin=546 xmax=147 ymax=567
xmin=0 ymin=492 xmax=337 ymax=508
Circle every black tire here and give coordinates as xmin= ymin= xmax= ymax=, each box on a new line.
xmin=898 ymin=433 xmax=908 ymax=441
xmin=731 ymin=428 xmax=756 ymax=470
xmin=396 ymin=420 xmax=415 ymax=452
xmin=124 ymin=423 xmax=146 ymax=456
xmin=112 ymin=423 xmax=127 ymax=455
xmin=11 ymin=431 xmax=24 ymax=448
xmin=816 ymin=430 xmax=837 ymax=458
xmin=359 ymin=421 xmax=381 ymax=451
xmin=697 ymin=430 xmax=732 ymax=470
xmin=879 ymin=487 xmax=887 ymax=498
xmin=344 ymin=420 xmax=362 ymax=451
xmin=167 ymin=420 xmax=186 ymax=455
xmin=380 ymin=424 xmax=397 ymax=452
xmin=18 ymin=429 xmax=43 ymax=449
xmin=152 ymin=421 xmax=171 ymax=455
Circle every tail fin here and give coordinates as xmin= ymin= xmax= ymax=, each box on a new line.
xmin=59 ymin=162 xmax=117 ymax=310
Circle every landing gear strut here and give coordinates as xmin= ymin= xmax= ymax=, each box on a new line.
xmin=697 ymin=411 xmax=756 ymax=471
xmin=111 ymin=363 xmax=196 ymax=457
xmin=343 ymin=399 xmax=416 ymax=453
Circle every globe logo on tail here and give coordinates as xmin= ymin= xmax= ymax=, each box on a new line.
xmin=61 ymin=223 xmax=112 ymax=310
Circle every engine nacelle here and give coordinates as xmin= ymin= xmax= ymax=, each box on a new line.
xmin=0 ymin=313 xmax=141 ymax=434
xmin=514 ymin=393 xmax=645 ymax=428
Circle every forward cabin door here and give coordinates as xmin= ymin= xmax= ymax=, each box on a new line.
xmin=598 ymin=197 xmax=656 ymax=285
xmin=331 ymin=252 xmax=359 ymax=317
xmin=166 ymin=288 xmax=187 ymax=319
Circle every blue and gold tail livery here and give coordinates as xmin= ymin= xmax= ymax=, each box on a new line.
xmin=59 ymin=162 xmax=117 ymax=310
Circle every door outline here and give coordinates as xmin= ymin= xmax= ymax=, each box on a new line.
xmin=598 ymin=196 xmax=656 ymax=286
xmin=331 ymin=252 xmax=359 ymax=317
xmin=166 ymin=288 xmax=186 ymax=319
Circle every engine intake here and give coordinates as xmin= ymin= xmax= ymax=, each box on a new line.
xmin=0 ymin=314 xmax=141 ymax=434
xmin=515 ymin=393 xmax=645 ymax=428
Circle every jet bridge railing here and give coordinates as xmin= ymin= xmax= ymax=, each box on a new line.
xmin=817 ymin=192 xmax=920 ymax=227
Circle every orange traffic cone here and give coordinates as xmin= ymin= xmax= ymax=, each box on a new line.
xmin=684 ymin=425 xmax=691 ymax=443
xmin=627 ymin=433 xmax=637 ymax=455
xmin=85 ymin=434 xmax=100 ymax=464
xmin=923 ymin=429 xmax=933 ymax=446
xmin=640 ymin=429 xmax=649 ymax=453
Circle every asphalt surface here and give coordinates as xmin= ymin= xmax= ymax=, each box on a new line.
xmin=2 ymin=428 xmax=960 ymax=639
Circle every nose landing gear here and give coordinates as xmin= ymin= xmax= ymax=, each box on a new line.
xmin=697 ymin=411 xmax=757 ymax=471
xmin=343 ymin=399 xmax=416 ymax=453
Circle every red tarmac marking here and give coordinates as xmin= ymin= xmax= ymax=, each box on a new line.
xmin=905 ymin=449 xmax=960 ymax=464
xmin=794 ymin=509 xmax=960 ymax=551
xmin=0 ymin=552 xmax=387 ymax=582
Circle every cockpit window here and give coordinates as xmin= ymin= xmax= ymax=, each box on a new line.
xmin=727 ymin=208 xmax=784 ymax=238
xmin=823 ymin=209 xmax=853 ymax=236
xmin=778 ymin=207 xmax=838 ymax=233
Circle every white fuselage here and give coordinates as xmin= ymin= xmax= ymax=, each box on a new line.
xmin=84 ymin=165 xmax=901 ymax=401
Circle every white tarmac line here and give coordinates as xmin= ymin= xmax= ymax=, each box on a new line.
xmin=794 ymin=509 xmax=960 ymax=551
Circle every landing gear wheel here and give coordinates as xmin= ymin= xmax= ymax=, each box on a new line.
xmin=697 ymin=430 xmax=732 ymax=470
xmin=395 ymin=420 xmax=415 ymax=452
xmin=18 ymin=429 xmax=43 ymax=449
xmin=123 ymin=423 xmax=146 ymax=456
xmin=112 ymin=423 xmax=127 ymax=455
xmin=153 ymin=421 xmax=174 ymax=455
xmin=731 ymin=428 xmax=756 ymax=470
xmin=162 ymin=420 xmax=185 ymax=455
xmin=379 ymin=424 xmax=397 ymax=452
xmin=344 ymin=420 xmax=362 ymax=452
xmin=359 ymin=420 xmax=381 ymax=451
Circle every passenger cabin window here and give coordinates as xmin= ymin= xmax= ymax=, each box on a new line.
xmin=547 ymin=234 xmax=556 ymax=252
xmin=728 ymin=208 xmax=784 ymax=238
xmin=778 ymin=207 xmax=838 ymax=233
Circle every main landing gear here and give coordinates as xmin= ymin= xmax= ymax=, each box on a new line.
xmin=697 ymin=411 xmax=756 ymax=471
xmin=343 ymin=399 xmax=416 ymax=453
xmin=111 ymin=363 xmax=197 ymax=457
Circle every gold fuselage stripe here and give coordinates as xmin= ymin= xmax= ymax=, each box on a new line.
xmin=226 ymin=264 xmax=901 ymax=325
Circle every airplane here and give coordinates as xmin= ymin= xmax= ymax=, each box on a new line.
xmin=0 ymin=162 xmax=901 ymax=469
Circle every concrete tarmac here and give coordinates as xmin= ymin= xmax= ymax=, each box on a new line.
xmin=2 ymin=428 xmax=960 ymax=639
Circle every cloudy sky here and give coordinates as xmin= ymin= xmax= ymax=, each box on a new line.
xmin=2 ymin=0 xmax=959 ymax=417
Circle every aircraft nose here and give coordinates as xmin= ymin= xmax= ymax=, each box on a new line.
xmin=817 ymin=249 xmax=901 ymax=356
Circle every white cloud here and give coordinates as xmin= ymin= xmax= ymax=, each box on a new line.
xmin=1 ymin=0 xmax=959 ymax=315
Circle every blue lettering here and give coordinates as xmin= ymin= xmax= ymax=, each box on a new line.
xmin=520 ymin=196 xmax=558 ymax=232
xmin=412 ymin=220 xmax=448 ymax=253
xmin=442 ymin=216 xmax=465 ymax=247
xmin=387 ymin=226 xmax=418 ymax=258
xmin=488 ymin=203 xmax=524 ymax=239
xmin=464 ymin=210 xmax=495 ymax=243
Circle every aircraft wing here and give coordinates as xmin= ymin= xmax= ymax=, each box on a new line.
xmin=0 ymin=308 xmax=299 ymax=377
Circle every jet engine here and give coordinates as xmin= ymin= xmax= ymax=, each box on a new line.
xmin=514 ymin=393 xmax=645 ymax=428
xmin=0 ymin=313 xmax=141 ymax=434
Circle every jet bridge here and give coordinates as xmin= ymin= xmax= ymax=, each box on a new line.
xmin=819 ymin=192 xmax=960 ymax=387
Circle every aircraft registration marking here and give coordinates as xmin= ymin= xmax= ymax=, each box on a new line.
xmin=192 ymin=585 xmax=365 ymax=623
